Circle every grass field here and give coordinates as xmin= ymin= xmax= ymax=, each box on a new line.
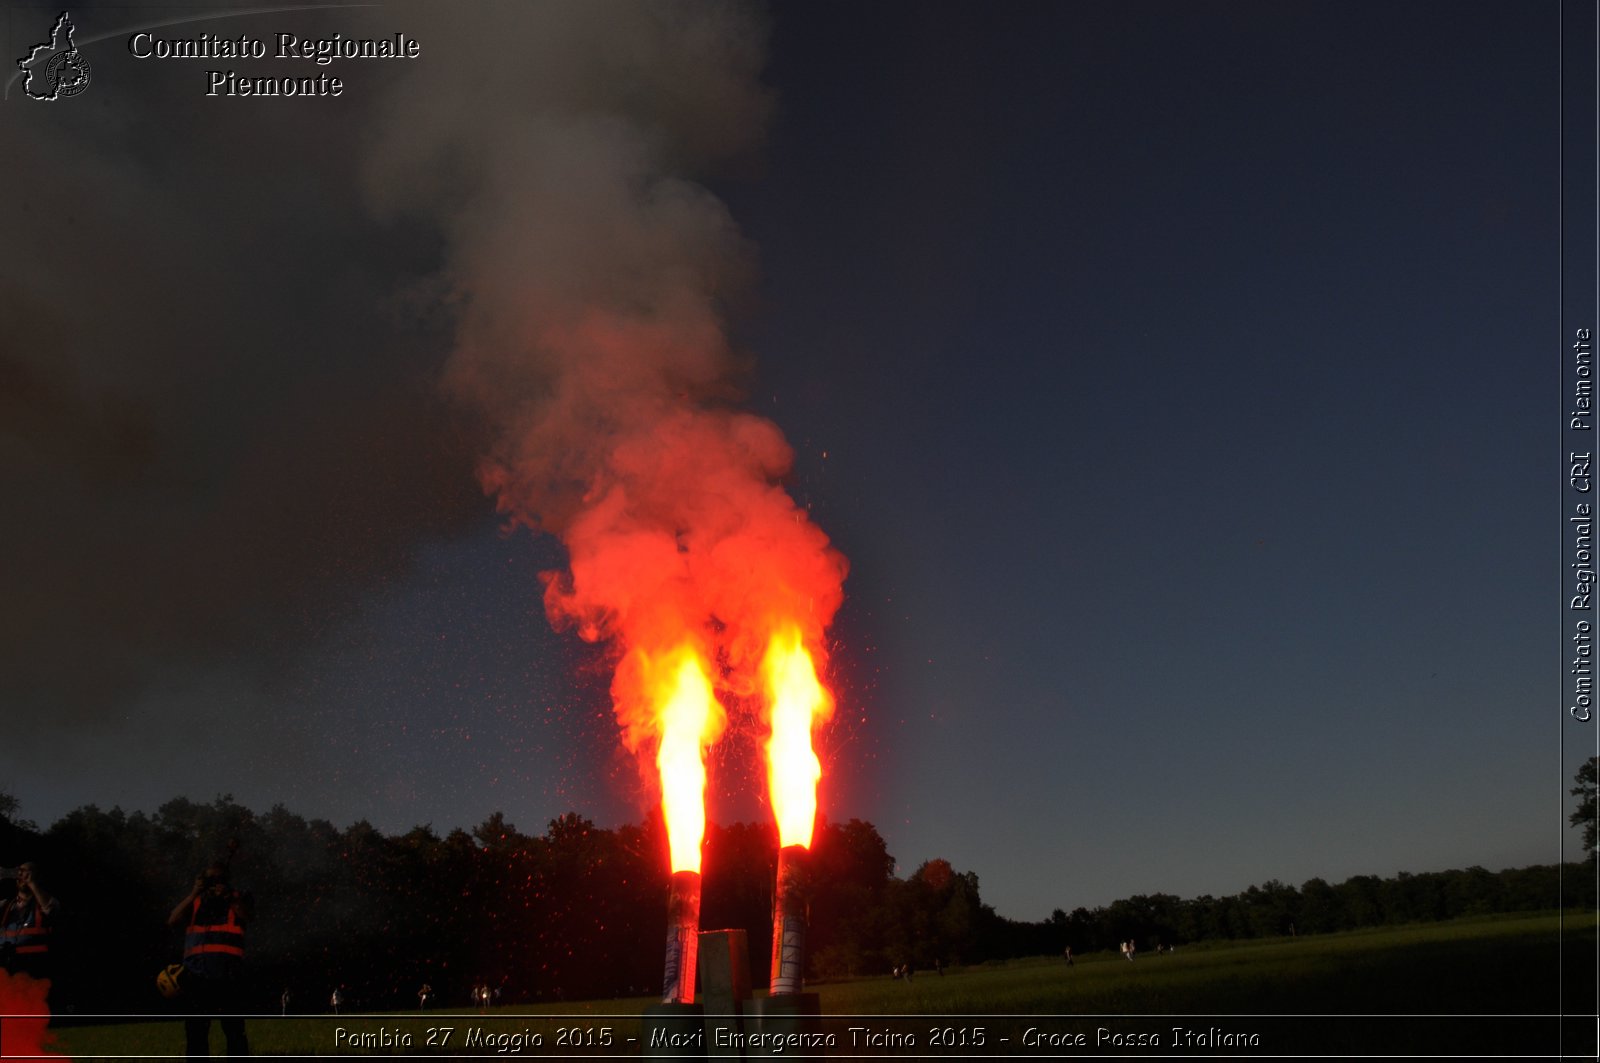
xmin=45 ymin=910 xmax=1597 ymax=1058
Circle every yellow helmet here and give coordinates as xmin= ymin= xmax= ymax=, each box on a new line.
xmin=156 ymin=964 xmax=186 ymax=1000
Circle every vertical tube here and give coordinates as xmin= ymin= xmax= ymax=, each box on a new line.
xmin=769 ymin=845 xmax=808 ymax=995
xmin=661 ymin=870 xmax=702 ymax=1004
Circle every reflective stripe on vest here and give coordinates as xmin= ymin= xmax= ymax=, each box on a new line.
xmin=1 ymin=901 xmax=49 ymax=955
xmin=12 ymin=925 xmax=50 ymax=955
xmin=184 ymin=898 xmax=244 ymax=959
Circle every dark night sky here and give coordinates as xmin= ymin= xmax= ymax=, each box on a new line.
xmin=0 ymin=1 xmax=1583 ymax=919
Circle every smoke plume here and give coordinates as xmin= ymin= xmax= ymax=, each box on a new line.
xmin=0 ymin=0 xmax=841 ymax=824
xmin=364 ymin=1 xmax=848 ymax=779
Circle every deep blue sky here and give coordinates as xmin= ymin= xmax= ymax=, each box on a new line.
xmin=1 ymin=1 xmax=1583 ymax=919
xmin=728 ymin=0 xmax=1563 ymax=913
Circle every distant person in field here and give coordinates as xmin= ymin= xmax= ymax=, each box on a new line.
xmin=330 ymin=986 xmax=343 ymax=1014
xmin=168 ymin=862 xmax=251 ymax=1057
xmin=418 ymin=982 xmax=432 ymax=1009
xmin=1 ymin=862 xmax=59 ymax=983
xmin=1063 ymin=945 xmax=1073 ymax=966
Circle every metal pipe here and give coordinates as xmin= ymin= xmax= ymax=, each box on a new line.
xmin=661 ymin=870 xmax=702 ymax=1004
xmin=769 ymin=845 xmax=807 ymax=995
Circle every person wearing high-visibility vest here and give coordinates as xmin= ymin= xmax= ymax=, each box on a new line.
xmin=167 ymin=863 xmax=252 ymax=1057
xmin=1 ymin=862 xmax=59 ymax=982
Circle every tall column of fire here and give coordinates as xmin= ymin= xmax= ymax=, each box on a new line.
xmin=384 ymin=0 xmax=852 ymax=1022
xmin=637 ymin=645 xmax=722 ymax=1005
xmin=762 ymin=625 xmax=834 ymax=996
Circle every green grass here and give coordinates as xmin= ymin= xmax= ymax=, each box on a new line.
xmin=812 ymin=911 xmax=1591 ymax=1016
xmin=48 ymin=911 xmax=1597 ymax=1057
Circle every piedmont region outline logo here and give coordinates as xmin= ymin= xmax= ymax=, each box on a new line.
xmin=18 ymin=12 xmax=91 ymax=100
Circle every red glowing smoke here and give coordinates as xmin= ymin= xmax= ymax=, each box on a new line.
xmin=484 ymin=324 xmax=849 ymax=847
xmin=365 ymin=5 xmax=845 ymax=837
xmin=0 ymin=971 xmax=62 ymax=1059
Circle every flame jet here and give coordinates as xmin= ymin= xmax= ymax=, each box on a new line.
xmin=367 ymin=0 xmax=852 ymax=1014
xmin=761 ymin=625 xmax=833 ymax=995
xmin=628 ymin=643 xmax=722 ymax=1005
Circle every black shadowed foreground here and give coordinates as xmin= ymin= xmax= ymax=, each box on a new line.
xmin=4 ymin=795 xmax=1593 ymax=1018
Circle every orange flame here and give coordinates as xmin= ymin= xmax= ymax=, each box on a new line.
xmin=761 ymin=625 xmax=833 ymax=849
xmin=635 ymin=642 xmax=723 ymax=873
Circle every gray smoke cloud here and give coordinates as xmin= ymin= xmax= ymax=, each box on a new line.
xmin=2 ymin=40 xmax=479 ymax=743
xmin=0 ymin=0 xmax=787 ymax=784
xmin=362 ymin=1 xmax=772 ymax=518
xmin=362 ymin=3 xmax=849 ymax=785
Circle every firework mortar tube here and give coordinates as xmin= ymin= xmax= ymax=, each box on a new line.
xmin=661 ymin=869 xmax=702 ymax=1004
xmin=769 ymin=845 xmax=808 ymax=995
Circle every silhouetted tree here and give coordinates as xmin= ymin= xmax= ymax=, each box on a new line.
xmin=809 ymin=818 xmax=894 ymax=978
xmin=13 ymin=792 xmax=1597 ymax=1012
xmin=700 ymin=820 xmax=778 ymax=982
xmin=1298 ymin=878 xmax=1340 ymax=933
xmin=1572 ymin=757 xmax=1598 ymax=857
xmin=0 ymin=788 xmax=39 ymax=832
xmin=473 ymin=811 xmax=525 ymax=853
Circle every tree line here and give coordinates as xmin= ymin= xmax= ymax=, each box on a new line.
xmin=1 ymin=789 xmax=1592 ymax=1015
